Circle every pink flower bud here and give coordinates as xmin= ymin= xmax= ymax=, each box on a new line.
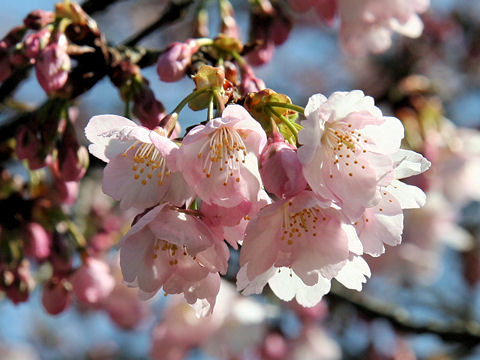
xmin=271 ymin=16 xmax=292 ymax=46
xmin=260 ymin=132 xmax=307 ymax=198
xmin=23 ymin=28 xmax=51 ymax=60
xmin=313 ymin=0 xmax=337 ymax=25
xmin=261 ymin=333 xmax=288 ymax=360
xmin=247 ymin=39 xmax=275 ymax=66
xmin=58 ymin=145 xmax=89 ymax=182
xmin=42 ymin=278 xmax=73 ymax=315
xmin=70 ymin=257 xmax=115 ymax=304
xmin=35 ymin=34 xmax=71 ymax=95
xmin=16 ymin=125 xmax=47 ymax=170
xmin=5 ymin=260 xmax=35 ymax=304
xmin=156 ymin=39 xmax=199 ymax=82
xmin=24 ymin=222 xmax=51 ymax=260
xmin=132 ymin=82 xmax=166 ymax=129
xmin=240 ymin=64 xmax=266 ymax=95
xmin=24 ymin=10 xmax=55 ymax=30
xmin=53 ymin=179 xmax=79 ymax=205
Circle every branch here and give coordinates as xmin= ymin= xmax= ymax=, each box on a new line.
xmin=81 ymin=0 xmax=121 ymax=15
xmin=0 ymin=67 xmax=31 ymax=105
xmin=329 ymin=284 xmax=480 ymax=346
xmin=123 ymin=0 xmax=195 ymax=47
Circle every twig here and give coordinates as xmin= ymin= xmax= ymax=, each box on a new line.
xmin=81 ymin=0 xmax=121 ymax=15
xmin=328 ymin=284 xmax=480 ymax=346
xmin=123 ymin=0 xmax=195 ymax=47
xmin=0 ymin=67 xmax=31 ymax=105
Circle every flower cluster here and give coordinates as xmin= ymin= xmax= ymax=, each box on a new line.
xmin=86 ymin=89 xmax=430 ymax=315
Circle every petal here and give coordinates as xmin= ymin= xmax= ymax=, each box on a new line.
xmin=392 ymin=149 xmax=431 ymax=179
xmin=85 ymin=114 xmax=137 ymax=162
xmin=334 ymin=256 xmax=371 ymax=291
xmin=388 ymin=180 xmax=426 ymax=209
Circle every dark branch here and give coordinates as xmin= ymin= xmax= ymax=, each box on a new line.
xmin=329 ymin=285 xmax=480 ymax=346
xmin=0 ymin=67 xmax=31 ymax=105
xmin=123 ymin=0 xmax=195 ymax=47
xmin=81 ymin=0 xmax=121 ymax=15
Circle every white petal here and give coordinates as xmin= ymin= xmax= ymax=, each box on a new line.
xmin=388 ymin=180 xmax=426 ymax=209
xmin=392 ymin=149 xmax=431 ymax=179
xmin=335 ymin=256 xmax=371 ymax=291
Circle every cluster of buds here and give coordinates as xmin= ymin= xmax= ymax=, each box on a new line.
xmin=15 ymin=101 xmax=89 ymax=187
xmin=86 ymin=52 xmax=430 ymax=314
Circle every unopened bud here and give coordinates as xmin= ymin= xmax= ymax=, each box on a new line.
xmin=156 ymin=39 xmax=199 ymax=82
xmin=23 ymin=10 xmax=55 ymax=30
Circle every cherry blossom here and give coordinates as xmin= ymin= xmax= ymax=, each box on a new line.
xmin=120 ymin=204 xmax=229 ymax=315
xmin=70 ymin=257 xmax=115 ymax=304
xmin=298 ymin=90 xmax=404 ymax=221
xmin=238 ymin=190 xmax=363 ymax=306
xmin=84 ymin=114 xmax=192 ymax=210
xmin=338 ymin=0 xmax=429 ymax=55
xmin=179 ymin=104 xmax=266 ymax=209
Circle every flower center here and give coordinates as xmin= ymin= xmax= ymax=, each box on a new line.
xmin=322 ymin=121 xmax=369 ymax=178
xmin=152 ymin=239 xmax=193 ymax=265
xmin=280 ymin=202 xmax=328 ymax=245
xmin=123 ymin=142 xmax=170 ymax=186
xmin=198 ymin=127 xmax=247 ymax=186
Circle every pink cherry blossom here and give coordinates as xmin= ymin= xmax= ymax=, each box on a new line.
xmin=355 ymin=149 xmax=430 ymax=257
xmin=260 ymin=131 xmax=307 ymax=199
xmin=179 ymin=104 xmax=266 ymax=209
xmin=84 ymin=114 xmax=192 ymax=210
xmin=70 ymin=257 xmax=115 ymax=304
xmin=120 ymin=204 xmax=229 ymax=315
xmin=338 ymin=0 xmax=429 ymax=55
xmin=288 ymin=0 xmax=337 ymax=24
xmin=202 ymin=189 xmax=272 ymax=249
xmin=298 ymin=90 xmax=404 ymax=221
xmin=156 ymin=39 xmax=199 ymax=82
xmin=238 ymin=190 xmax=362 ymax=306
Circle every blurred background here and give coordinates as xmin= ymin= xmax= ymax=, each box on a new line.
xmin=1 ymin=0 xmax=480 ymax=359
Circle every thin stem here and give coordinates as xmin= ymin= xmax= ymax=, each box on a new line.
xmin=230 ymin=50 xmax=246 ymax=66
xmin=171 ymin=88 xmax=209 ymax=115
xmin=124 ymin=92 xmax=131 ymax=118
xmin=207 ymin=92 xmax=214 ymax=121
xmin=267 ymin=105 xmax=298 ymax=138
xmin=267 ymin=101 xmax=305 ymax=115
xmin=123 ymin=0 xmax=195 ymax=47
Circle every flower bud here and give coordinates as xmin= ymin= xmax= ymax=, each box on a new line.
xmin=24 ymin=222 xmax=51 ymax=260
xmin=23 ymin=28 xmax=51 ymax=60
xmin=240 ymin=64 xmax=265 ymax=95
xmin=260 ymin=131 xmax=307 ymax=198
xmin=35 ymin=34 xmax=70 ymax=95
xmin=16 ymin=124 xmax=46 ymax=170
xmin=4 ymin=260 xmax=35 ymax=304
xmin=156 ymin=39 xmax=199 ymax=82
xmin=132 ymin=81 xmax=166 ymax=130
xmin=23 ymin=10 xmax=55 ymax=30
xmin=42 ymin=278 xmax=73 ymax=315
